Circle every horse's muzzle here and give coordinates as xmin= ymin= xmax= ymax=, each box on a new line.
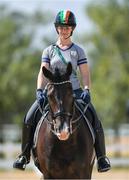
xmin=55 ymin=122 xmax=70 ymax=141
xmin=56 ymin=131 xmax=70 ymax=141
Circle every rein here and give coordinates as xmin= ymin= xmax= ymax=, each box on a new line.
xmin=46 ymin=104 xmax=82 ymax=135
xmin=43 ymin=80 xmax=92 ymax=137
xmin=46 ymin=102 xmax=89 ymax=136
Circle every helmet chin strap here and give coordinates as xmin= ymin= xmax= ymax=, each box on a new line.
xmin=64 ymin=34 xmax=72 ymax=39
xmin=64 ymin=29 xmax=75 ymax=39
xmin=56 ymin=28 xmax=74 ymax=39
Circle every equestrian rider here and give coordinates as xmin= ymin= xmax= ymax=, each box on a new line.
xmin=13 ymin=10 xmax=111 ymax=172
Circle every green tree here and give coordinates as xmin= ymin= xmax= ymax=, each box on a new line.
xmin=82 ymin=0 xmax=129 ymax=129
xmin=0 ymin=5 xmax=53 ymax=125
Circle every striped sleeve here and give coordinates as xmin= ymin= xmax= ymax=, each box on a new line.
xmin=77 ymin=58 xmax=87 ymax=65
xmin=41 ymin=47 xmax=50 ymax=64
xmin=77 ymin=46 xmax=88 ymax=65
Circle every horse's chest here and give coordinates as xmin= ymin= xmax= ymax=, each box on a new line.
xmin=48 ymin=154 xmax=83 ymax=178
xmin=46 ymin=144 xmax=84 ymax=171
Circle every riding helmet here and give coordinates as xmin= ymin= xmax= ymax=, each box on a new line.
xmin=54 ymin=10 xmax=76 ymax=27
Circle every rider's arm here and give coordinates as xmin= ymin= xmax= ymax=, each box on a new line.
xmin=77 ymin=46 xmax=91 ymax=90
xmin=37 ymin=62 xmax=49 ymax=89
xmin=79 ymin=63 xmax=91 ymax=90
xmin=37 ymin=46 xmax=51 ymax=90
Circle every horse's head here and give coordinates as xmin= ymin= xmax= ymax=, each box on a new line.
xmin=42 ymin=63 xmax=74 ymax=141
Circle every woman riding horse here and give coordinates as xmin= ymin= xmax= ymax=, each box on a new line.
xmin=35 ymin=62 xmax=95 ymax=179
xmin=13 ymin=10 xmax=111 ymax=172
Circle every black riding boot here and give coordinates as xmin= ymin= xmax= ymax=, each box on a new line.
xmin=13 ymin=123 xmax=33 ymax=170
xmin=89 ymin=104 xmax=111 ymax=172
xmin=95 ymin=124 xmax=111 ymax=172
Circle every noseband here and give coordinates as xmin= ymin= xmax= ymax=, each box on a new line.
xmin=52 ymin=111 xmax=72 ymax=119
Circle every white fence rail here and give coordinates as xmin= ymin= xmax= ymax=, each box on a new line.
xmin=0 ymin=124 xmax=129 ymax=169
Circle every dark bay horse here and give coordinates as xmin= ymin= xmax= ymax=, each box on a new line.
xmin=34 ymin=63 xmax=95 ymax=179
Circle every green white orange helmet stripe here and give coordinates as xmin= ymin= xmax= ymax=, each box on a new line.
xmin=54 ymin=10 xmax=76 ymax=27
xmin=59 ymin=10 xmax=71 ymax=24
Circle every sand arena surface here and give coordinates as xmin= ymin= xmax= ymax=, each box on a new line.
xmin=0 ymin=169 xmax=129 ymax=180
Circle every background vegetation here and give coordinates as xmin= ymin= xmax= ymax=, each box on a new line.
xmin=0 ymin=0 xmax=129 ymax=132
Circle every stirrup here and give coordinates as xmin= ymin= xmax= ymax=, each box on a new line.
xmin=98 ymin=155 xmax=110 ymax=163
xmin=97 ymin=156 xmax=111 ymax=173
xmin=19 ymin=156 xmax=27 ymax=170
xmin=13 ymin=155 xmax=29 ymax=170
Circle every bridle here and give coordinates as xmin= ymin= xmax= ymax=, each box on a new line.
xmin=45 ymin=80 xmax=82 ymax=135
xmin=46 ymin=80 xmax=73 ymax=119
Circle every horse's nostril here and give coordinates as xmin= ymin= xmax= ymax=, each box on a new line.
xmin=68 ymin=127 xmax=71 ymax=133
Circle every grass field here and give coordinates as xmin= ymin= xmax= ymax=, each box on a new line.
xmin=0 ymin=168 xmax=129 ymax=180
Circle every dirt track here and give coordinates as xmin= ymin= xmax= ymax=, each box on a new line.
xmin=0 ymin=169 xmax=128 ymax=180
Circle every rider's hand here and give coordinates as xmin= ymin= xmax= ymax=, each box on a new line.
xmin=80 ymin=89 xmax=91 ymax=104
xmin=36 ymin=89 xmax=46 ymax=109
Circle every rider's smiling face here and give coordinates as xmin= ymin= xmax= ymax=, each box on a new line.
xmin=57 ymin=26 xmax=73 ymax=39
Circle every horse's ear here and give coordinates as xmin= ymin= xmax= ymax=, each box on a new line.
xmin=42 ymin=66 xmax=54 ymax=81
xmin=66 ymin=62 xmax=72 ymax=77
